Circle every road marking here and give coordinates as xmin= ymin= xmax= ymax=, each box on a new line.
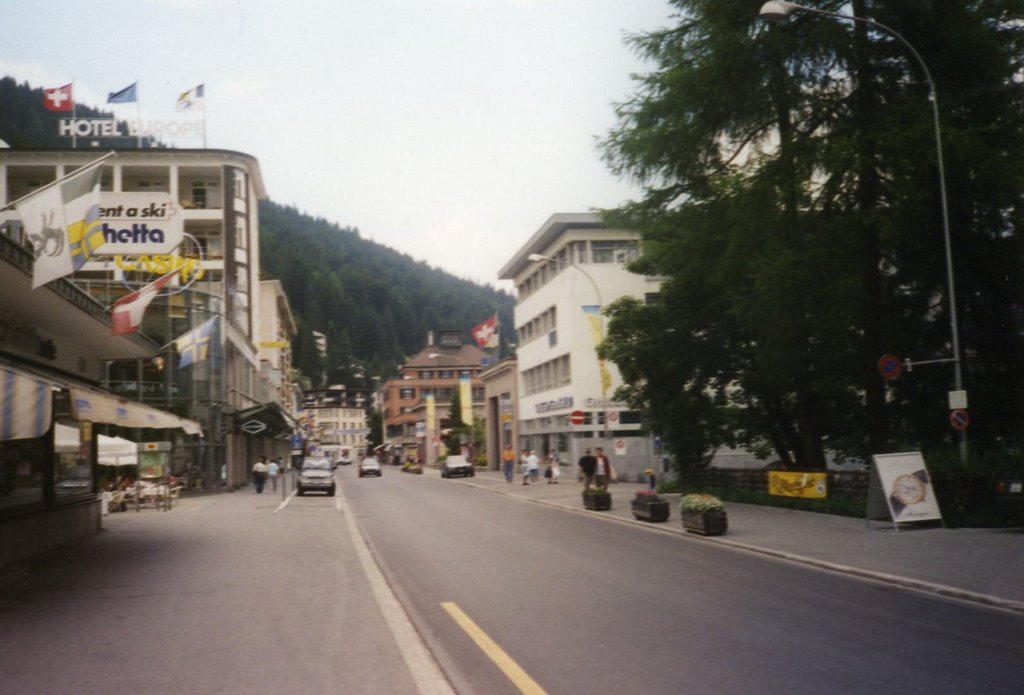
xmin=339 ymin=484 xmax=455 ymax=695
xmin=441 ymin=602 xmax=549 ymax=695
xmin=273 ymin=491 xmax=295 ymax=513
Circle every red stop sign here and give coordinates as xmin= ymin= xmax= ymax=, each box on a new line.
xmin=570 ymin=410 xmax=585 ymax=425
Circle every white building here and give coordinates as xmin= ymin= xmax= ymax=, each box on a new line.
xmin=0 ymin=148 xmax=295 ymax=490
xmin=498 ymin=213 xmax=662 ymax=482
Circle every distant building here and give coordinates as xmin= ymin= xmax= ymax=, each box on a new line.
xmin=380 ymin=330 xmax=489 ymax=463
xmin=498 ymin=213 xmax=662 ymax=482
xmin=301 ymin=385 xmax=372 ymax=461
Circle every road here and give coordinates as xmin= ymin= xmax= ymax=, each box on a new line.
xmin=1 ymin=467 xmax=1022 ymax=694
xmin=344 ymin=469 xmax=1024 ymax=695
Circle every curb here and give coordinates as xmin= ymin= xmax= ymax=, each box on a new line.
xmin=457 ymin=478 xmax=1024 ymax=617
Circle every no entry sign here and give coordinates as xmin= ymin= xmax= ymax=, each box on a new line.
xmin=569 ymin=410 xmax=585 ymax=425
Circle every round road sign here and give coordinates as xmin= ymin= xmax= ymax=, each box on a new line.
xmin=949 ymin=409 xmax=970 ymax=432
xmin=569 ymin=410 xmax=585 ymax=426
xmin=878 ymin=354 xmax=903 ymax=380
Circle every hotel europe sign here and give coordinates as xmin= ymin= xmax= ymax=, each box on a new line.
xmin=59 ymin=118 xmax=205 ymax=140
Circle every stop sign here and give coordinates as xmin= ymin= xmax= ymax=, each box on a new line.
xmin=570 ymin=410 xmax=585 ymax=425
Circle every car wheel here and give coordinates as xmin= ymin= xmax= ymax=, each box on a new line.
xmin=297 ymin=489 xmax=304 ymax=496
xmin=328 ymin=487 xmax=336 ymax=496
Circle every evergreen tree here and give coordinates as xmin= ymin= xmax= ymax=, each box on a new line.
xmin=599 ymin=1 xmax=1024 ymax=469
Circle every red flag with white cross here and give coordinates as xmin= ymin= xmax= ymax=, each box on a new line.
xmin=43 ymin=83 xmax=73 ymax=112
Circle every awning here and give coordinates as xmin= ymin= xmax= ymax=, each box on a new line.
xmin=69 ymin=386 xmax=203 ymax=436
xmin=1 ymin=365 xmax=55 ymax=441
xmin=234 ymin=402 xmax=295 ymax=439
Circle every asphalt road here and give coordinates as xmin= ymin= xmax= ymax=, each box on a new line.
xmin=343 ymin=469 xmax=1024 ymax=695
xmin=2 ymin=468 xmax=1022 ymax=695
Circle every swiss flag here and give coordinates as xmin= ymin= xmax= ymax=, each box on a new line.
xmin=471 ymin=314 xmax=499 ymax=349
xmin=111 ymin=270 xmax=177 ymax=336
xmin=43 ymin=83 xmax=73 ymax=112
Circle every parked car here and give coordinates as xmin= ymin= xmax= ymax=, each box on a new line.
xmin=297 ymin=457 xmax=336 ymax=496
xmin=440 ymin=455 xmax=475 ymax=478
xmin=358 ymin=457 xmax=382 ymax=478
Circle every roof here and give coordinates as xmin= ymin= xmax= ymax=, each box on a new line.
xmin=498 ymin=212 xmax=603 ymax=280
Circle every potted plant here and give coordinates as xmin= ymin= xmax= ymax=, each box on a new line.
xmin=631 ymin=489 xmax=670 ymax=522
xmin=680 ymin=493 xmax=727 ymax=535
xmin=582 ymin=486 xmax=612 ymax=511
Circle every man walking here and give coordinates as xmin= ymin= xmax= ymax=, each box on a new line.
xmin=578 ymin=448 xmax=597 ymax=489
xmin=252 ymin=456 xmax=269 ymax=493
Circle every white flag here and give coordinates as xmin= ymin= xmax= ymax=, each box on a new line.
xmin=16 ymin=159 xmax=107 ymax=288
xmin=176 ymin=84 xmax=205 ymax=111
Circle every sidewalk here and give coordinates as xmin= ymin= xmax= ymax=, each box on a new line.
xmin=462 ymin=469 xmax=1024 ymax=614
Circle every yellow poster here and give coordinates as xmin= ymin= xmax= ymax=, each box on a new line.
xmin=768 ymin=471 xmax=828 ymax=499
xmin=459 ymin=376 xmax=473 ymax=426
xmin=425 ymin=393 xmax=435 ymax=436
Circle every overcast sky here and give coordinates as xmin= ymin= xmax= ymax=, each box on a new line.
xmin=2 ymin=0 xmax=673 ymax=288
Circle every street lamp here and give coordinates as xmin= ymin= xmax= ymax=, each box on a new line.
xmin=527 ymin=252 xmax=610 ymax=445
xmin=759 ymin=1 xmax=966 ymax=462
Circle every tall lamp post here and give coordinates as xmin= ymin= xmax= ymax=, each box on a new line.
xmin=759 ymin=1 xmax=966 ymax=463
xmin=527 ymin=253 xmax=610 ymax=445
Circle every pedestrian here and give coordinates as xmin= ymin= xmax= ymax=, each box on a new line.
xmin=594 ymin=447 xmax=611 ymax=489
xmin=502 ymin=444 xmax=516 ymax=484
xmin=252 ymin=456 xmax=269 ymax=493
xmin=520 ymin=448 xmax=530 ymax=485
xmin=527 ymin=450 xmax=540 ymax=485
xmin=550 ymin=453 xmax=561 ymax=484
xmin=578 ymin=448 xmax=597 ymax=489
xmin=267 ymin=457 xmax=280 ymax=492
xmin=645 ymin=468 xmax=657 ymax=491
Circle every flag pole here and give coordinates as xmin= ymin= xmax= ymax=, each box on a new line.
xmin=71 ymin=79 xmax=77 ymax=149
xmin=0 ymin=151 xmax=116 ymax=212
xmin=135 ymin=80 xmax=142 ymax=148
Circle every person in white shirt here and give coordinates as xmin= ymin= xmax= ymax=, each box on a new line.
xmin=524 ymin=450 xmax=540 ymax=485
xmin=267 ymin=458 xmax=280 ymax=492
xmin=594 ymin=447 xmax=611 ymax=489
xmin=252 ymin=456 xmax=269 ymax=494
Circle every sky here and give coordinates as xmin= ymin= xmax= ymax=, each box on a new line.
xmin=2 ymin=0 xmax=674 ymax=288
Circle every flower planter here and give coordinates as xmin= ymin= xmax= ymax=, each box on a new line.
xmin=582 ymin=489 xmax=612 ymax=511
xmin=631 ymin=495 xmax=670 ymax=522
xmin=681 ymin=510 xmax=728 ymax=536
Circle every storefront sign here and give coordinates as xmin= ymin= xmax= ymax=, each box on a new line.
xmin=535 ymin=396 xmax=573 ymax=413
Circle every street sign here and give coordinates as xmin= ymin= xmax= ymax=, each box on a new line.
xmin=949 ymin=409 xmax=970 ymax=432
xmin=569 ymin=410 xmax=585 ymax=425
xmin=877 ymin=354 xmax=903 ymax=380
xmin=948 ymin=390 xmax=968 ymax=410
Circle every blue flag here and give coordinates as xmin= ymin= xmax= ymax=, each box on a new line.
xmin=175 ymin=317 xmax=218 ymax=368
xmin=107 ymin=82 xmax=138 ymax=104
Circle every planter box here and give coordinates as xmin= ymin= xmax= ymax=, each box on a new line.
xmin=631 ymin=498 xmax=670 ymax=522
xmin=582 ymin=490 xmax=612 ymax=511
xmin=681 ymin=510 xmax=728 ymax=536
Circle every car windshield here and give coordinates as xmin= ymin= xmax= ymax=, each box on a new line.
xmin=446 ymin=457 xmax=468 ymax=466
xmin=302 ymin=459 xmax=330 ymax=471
xmin=361 ymin=458 xmax=379 ymax=466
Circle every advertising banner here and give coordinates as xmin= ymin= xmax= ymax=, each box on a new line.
xmin=96 ymin=193 xmax=183 ymax=255
xmin=869 ymin=452 xmax=942 ymax=524
xmin=768 ymin=471 xmax=828 ymax=499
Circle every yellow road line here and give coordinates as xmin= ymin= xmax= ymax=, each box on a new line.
xmin=441 ymin=602 xmax=548 ymax=695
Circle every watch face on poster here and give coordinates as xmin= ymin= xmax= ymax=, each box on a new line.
xmin=890 ymin=470 xmax=928 ymax=514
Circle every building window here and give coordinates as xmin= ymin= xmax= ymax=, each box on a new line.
xmin=591 ymin=240 xmax=638 ymax=264
xmin=419 ymin=370 xmax=434 ymax=379
xmin=399 ymin=388 xmax=416 ymax=399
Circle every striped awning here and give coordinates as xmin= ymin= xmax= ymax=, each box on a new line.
xmin=69 ymin=386 xmax=203 ymax=437
xmin=0 ymin=366 xmax=55 ymax=441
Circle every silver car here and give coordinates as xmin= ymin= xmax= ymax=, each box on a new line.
xmin=358 ymin=457 xmax=382 ymax=478
xmin=297 ymin=457 xmax=336 ymax=496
